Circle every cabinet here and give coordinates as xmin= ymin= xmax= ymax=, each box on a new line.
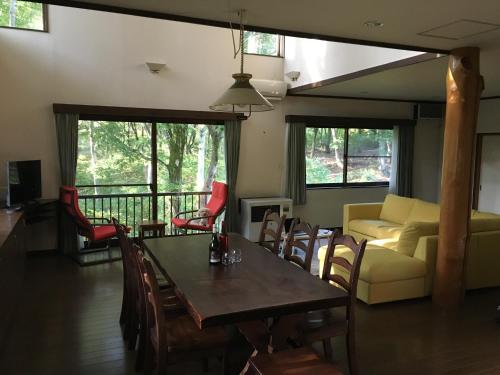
xmin=0 ymin=211 xmax=25 ymax=350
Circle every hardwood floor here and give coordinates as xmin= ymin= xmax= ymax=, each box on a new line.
xmin=0 ymin=254 xmax=499 ymax=375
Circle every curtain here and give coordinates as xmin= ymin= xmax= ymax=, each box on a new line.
xmin=55 ymin=113 xmax=79 ymax=254
xmin=224 ymin=119 xmax=242 ymax=232
xmin=389 ymin=124 xmax=415 ymax=197
xmin=284 ymin=122 xmax=307 ymax=205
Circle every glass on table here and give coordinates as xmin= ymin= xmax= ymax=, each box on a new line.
xmin=231 ymin=248 xmax=242 ymax=263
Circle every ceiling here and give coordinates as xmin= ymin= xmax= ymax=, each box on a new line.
xmin=55 ymin=0 xmax=500 ymax=100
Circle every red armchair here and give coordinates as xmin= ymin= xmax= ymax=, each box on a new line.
xmin=171 ymin=181 xmax=228 ymax=233
xmin=60 ymin=186 xmax=120 ymax=258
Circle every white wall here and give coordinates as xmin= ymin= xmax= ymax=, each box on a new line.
xmin=478 ymin=98 xmax=500 ymax=133
xmin=284 ymin=36 xmax=424 ymax=88
xmin=0 ymin=5 xmax=446 ymax=231
xmin=413 ymin=119 xmax=443 ymax=203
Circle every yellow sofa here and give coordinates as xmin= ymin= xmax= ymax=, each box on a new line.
xmin=319 ymin=194 xmax=500 ymax=304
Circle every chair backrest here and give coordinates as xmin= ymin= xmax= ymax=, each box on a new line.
xmin=141 ymin=254 xmax=167 ymax=364
xmin=258 ymin=209 xmax=286 ymax=255
xmin=284 ymin=219 xmax=320 ymax=272
xmin=321 ymin=230 xmax=367 ymax=306
xmin=60 ymin=186 xmax=93 ymax=235
xmin=113 ymin=218 xmax=140 ymax=308
xmin=205 ymin=181 xmax=228 ymax=226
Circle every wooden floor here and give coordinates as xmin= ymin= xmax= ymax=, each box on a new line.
xmin=0 ymin=254 xmax=499 ymax=375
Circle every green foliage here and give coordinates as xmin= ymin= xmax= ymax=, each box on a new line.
xmin=305 ymin=127 xmax=393 ymax=184
xmin=243 ymin=31 xmax=279 ymax=56
xmin=0 ymin=1 xmax=44 ymax=30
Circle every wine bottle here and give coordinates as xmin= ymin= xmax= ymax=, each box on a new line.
xmin=209 ymin=225 xmax=221 ymax=264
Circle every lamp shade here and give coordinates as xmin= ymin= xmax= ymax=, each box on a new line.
xmin=209 ymin=73 xmax=274 ymax=113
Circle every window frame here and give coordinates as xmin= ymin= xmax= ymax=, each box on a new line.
xmin=286 ymin=115 xmax=416 ymax=190
xmin=0 ymin=2 xmax=49 ymax=33
xmin=243 ymin=31 xmax=285 ymax=58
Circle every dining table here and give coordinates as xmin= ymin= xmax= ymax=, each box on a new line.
xmin=143 ymin=232 xmax=348 ymax=332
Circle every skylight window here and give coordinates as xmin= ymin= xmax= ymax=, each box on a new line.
xmin=0 ymin=1 xmax=47 ymax=31
xmin=243 ymin=31 xmax=283 ymax=57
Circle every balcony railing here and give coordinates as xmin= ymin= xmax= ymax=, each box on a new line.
xmin=77 ymin=184 xmax=212 ymax=237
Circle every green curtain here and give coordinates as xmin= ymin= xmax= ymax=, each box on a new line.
xmin=284 ymin=122 xmax=307 ymax=205
xmin=224 ymin=119 xmax=242 ymax=232
xmin=55 ymin=113 xmax=79 ymax=254
xmin=389 ymin=124 xmax=415 ymax=197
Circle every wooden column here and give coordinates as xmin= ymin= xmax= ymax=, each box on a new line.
xmin=433 ymin=47 xmax=484 ymax=310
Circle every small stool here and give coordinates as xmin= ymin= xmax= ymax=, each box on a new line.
xmin=139 ymin=220 xmax=167 ymax=240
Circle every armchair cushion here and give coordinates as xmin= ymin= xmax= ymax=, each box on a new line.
xmin=91 ymin=225 xmax=117 ymax=242
xmin=349 ymin=219 xmax=403 ymax=240
xmin=379 ymin=194 xmax=416 ymax=224
xmin=171 ymin=218 xmax=212 ymax=231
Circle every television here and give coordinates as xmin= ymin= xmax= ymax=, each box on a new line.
xmin=7 ymin=160 xmax=42 ymax=207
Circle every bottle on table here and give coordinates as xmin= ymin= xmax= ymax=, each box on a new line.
xmin=209 ymin=225 xmax=221 ymax=264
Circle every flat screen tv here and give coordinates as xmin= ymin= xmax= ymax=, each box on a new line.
xmin=7 ymin=160 xmax=42 ymax=207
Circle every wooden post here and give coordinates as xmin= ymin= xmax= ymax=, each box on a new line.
xmin=433 ymin=47 xmax=484 ymax=310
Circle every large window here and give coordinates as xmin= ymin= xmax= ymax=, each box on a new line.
xmin=306 ymin=127 xmax=393 ymax=187
xmin=0 ymin=1 xmax=47 ymax=31
xmin=76 ymin=121 xmax=226 ymax=195
xmin=243 ymin=31 xmax=283 ymax=56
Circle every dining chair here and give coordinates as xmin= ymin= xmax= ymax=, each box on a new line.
xmin=112 ymin=219 xmax=182 ymax=366
xmin=247 ymin=347 xmax=345 ymax=374
xmin=283 ymin=219 xmax=320 ymax=272
xmin=258 ymin=209 xmax=286 ymax=255
xmin=139 ymin=253 xmax=230 ymax=375
xmin=296 ymin=231 xmax=367 ymax=375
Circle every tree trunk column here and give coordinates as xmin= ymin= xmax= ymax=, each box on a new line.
xmin=433 ymin=47 xmax=484 ymax=310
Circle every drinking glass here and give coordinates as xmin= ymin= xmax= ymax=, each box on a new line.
xmin=222 ymin=251 xmax=232 ymax=266
xmin=231 ymin=248 xmax=242 ymax=263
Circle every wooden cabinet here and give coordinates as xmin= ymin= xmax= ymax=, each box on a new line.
xmin=0 ymin=211 xmax=25 ymax=349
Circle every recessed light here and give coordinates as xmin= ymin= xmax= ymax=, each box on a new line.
xmin=364 ymin=20 xmax=384 ymax=28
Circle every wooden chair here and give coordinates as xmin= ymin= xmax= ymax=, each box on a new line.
xmin=283 ymin=219 xmax=319 ymax=272
xmin=112 ymin=219 xmax=183 ymax=371
xmin=296 ymin=231 xmax=367 ymax=375
xmin=258 ymin=209 xmax=286 ymax=255
xmin=139 ymin=253 xmax=230 ymax=375
xmin=247 ymin=347 xmax=345 ymax=375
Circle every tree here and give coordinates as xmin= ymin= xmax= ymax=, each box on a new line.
xmin=203 ymin=126 xmax=223 ymax=191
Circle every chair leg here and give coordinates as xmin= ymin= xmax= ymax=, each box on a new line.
xmin=144 ymin=344 xmax=154 ymax=375
xmin=346 ymin=331 xmax=359 ymax=375
xmin=322 ymin=338 xmax=333 ymax=360
xmin=135 ymin=315 xmax=147 ymax=371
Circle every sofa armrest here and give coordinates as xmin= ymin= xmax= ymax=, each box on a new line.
xmin=413 ymin=235 xmax=438 ymax=293
xmin=343 ymin=203 xmax=383 ymax=234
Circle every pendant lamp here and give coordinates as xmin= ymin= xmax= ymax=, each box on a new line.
xmin=209 ymin=10 xmax=274 ymax=115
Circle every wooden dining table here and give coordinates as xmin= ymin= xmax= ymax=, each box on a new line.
xmin=143 ymin=233 xmax=348 ymax=331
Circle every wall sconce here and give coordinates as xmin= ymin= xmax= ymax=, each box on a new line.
xmin=146 ymin=62 xmax=166 ymax=74
xmin=286 ymin=71 xmax=301 ymax=81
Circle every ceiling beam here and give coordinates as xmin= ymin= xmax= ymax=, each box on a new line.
xmin=32 ymin=0 xmax=450 ymax=54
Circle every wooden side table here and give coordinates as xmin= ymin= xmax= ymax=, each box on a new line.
xmin=139 ymin=220 xmax=167 ymax=240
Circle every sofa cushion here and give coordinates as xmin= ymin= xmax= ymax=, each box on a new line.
xmin=406 ymin=200 xmax=440 ymax=223
xmin=470 ymin=218 xmax=500 ymax=233
xmin=349 ymin=219 xmax=403 ymax=240
xmin=379 ymin=194 xmax=416 ymax=224
xmin=396 ymin=222 xmax=439 ymax=257
xmin=472 ymin=210 xmax=500 ymax=219
xmin=319 ymin=244 xmax=427 ymax=284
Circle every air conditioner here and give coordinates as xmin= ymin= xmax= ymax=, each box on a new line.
xmin=251 ymin=79 xmax=288 ymax=101
xmin=240 ymin=197 xmax=293 ymax=242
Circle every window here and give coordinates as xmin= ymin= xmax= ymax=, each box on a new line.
xmin=306 ymin=127 xmax=393 ymax=187
xmin=0 ymin=1 xmax=47 ymax=31
xmin=76 ymin=120 xmax=226 ymax=235
xmin=243 ymin=31 xmax=283 ymax=56
xmin=76 ymin=121 xmax=226 ymax=195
